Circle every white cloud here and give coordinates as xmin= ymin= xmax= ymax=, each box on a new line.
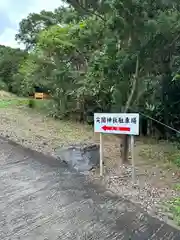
xmin=0 ymin=0 xmax=64 ymax=48
xmin=0 ymin=28 xmax=24 ymax=49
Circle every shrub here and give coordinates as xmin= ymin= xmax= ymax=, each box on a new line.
xmin=28 ymin=99 xmax=36 ymax=108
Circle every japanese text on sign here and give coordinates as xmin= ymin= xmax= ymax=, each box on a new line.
xmin=94 ymin=113 xmax=139 ymax=135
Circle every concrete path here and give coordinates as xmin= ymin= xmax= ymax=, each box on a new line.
xmin=0 ymin=138 xmax=179 ymax=240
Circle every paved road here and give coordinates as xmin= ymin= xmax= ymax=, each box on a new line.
xmin=0 ymin=138 xmax=179 ymax=240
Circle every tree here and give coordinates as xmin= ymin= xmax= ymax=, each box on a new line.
xmin=0 ymin=45 xmax=27 ymax=93
xmin=15 ymin=7 xmax=85 ymax=50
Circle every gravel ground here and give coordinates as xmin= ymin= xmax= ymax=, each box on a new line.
xmin=104 ymin=167 xmax=179 ymax=220
xmin=1 ymin=104 xmax=180 ymax=228
xmin=90 ymin=163 xmax=180 ymax=228
xmin=0 ymin=107 xmax=94 ymax=158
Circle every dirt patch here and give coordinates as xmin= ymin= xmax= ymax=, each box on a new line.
xmin=0 ymin=90 xmax=16 ymax=98
xmin=0 ymin=106 xmax=95 ymax=157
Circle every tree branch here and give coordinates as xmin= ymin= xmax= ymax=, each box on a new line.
xmin=124 ymin=55 xmax=139 ymax=113
xmin=66 ymin=0 xmax=106 ymax=22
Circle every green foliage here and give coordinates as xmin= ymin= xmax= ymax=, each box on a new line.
xmin=172 ymin=155 xmax=180 ymax=167
xmin=167 ymin=197 xmax=180 ymax=225
xmin=28 ymin=99 xmax=36 ymax=108
xmin=28 ymin=99 xmax=51 ymax=112
xmin=173 ymin=184 xmax=180 ymax=191
xmin=15 ymin=7 xmax=84 ymax=50
xmin=0 ymin=45 xmax=27 ymax=93
xmin=0 ymin=79 xmax=8 ymax=91
xmin=2 ymin=0 xmax=180 ymax=137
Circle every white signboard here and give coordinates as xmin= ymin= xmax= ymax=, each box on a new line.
xmin=94 ymin=113 xmax=139 ymax=135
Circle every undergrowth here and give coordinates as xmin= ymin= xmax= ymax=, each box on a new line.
xmin=166 ymin=197 xmax=180 ymax=226
xmin=139 ymin=140 xmax=180 ymax=169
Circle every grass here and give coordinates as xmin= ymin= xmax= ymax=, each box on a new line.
xmin=0 ymin=98 xmax=30 ymax=108
xmin=28 ymin=98 xmax=51 ymax=110
xmin=165 ymin=184 xmax=180 ymax=226
xmin=171 ymin=154 xmax=180 ymax=168
xmin=0 ymin=91 xmax=30 ymax=108
xmin=138 ymin=139 xmax=180 ymax=227
xmin=139 ymin=140 xmax=180 ymax=169
xmin=0 ymin=92 xmax=95 ymax=157
xmin=173 ymin=184 xmax=180 ymax=191
xmin=137 ymin=138 xmax=180 ymax=227
xmin=0 ymin=95 xmax=54 ymax=121
xmin=165 ymin=197 xmax=180 ymax=226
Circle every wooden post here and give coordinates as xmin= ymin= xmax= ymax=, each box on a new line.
xmin=100 ymin=133 xmax=103 ymax=176
xmin=128 ymin=136 xmax=131 ymax=159
xmin=130 ymin=135 xmax=136 ymax=184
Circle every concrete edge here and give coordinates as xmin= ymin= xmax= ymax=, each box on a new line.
xmin=0 ymin=135 xmax=65 ymax=167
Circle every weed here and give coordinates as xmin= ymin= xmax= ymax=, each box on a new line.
xmin=28 ymin=99 xmax=36 ymax=108
xmin=173 ymin=184 xmax=180 ymax=191
xmin=166 ymin=197 xmax=180 ymax=225
xmin=172 ymin=155 xmax=180 ymax=167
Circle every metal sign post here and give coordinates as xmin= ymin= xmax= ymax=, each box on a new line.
xmin=94 ymin=113 xmax=139 ymax=178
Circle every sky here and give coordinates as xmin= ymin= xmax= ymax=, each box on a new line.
xmin=0 ymin=0 xmax=64 ymax=48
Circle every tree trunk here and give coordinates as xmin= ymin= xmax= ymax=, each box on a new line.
xmin=147 ymin=119 xmax=151 ymax=136
xmin=119 ymin=135 xmax=129 ymax=164
xmin=119 ymin=55 xmax=139 ymax=164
